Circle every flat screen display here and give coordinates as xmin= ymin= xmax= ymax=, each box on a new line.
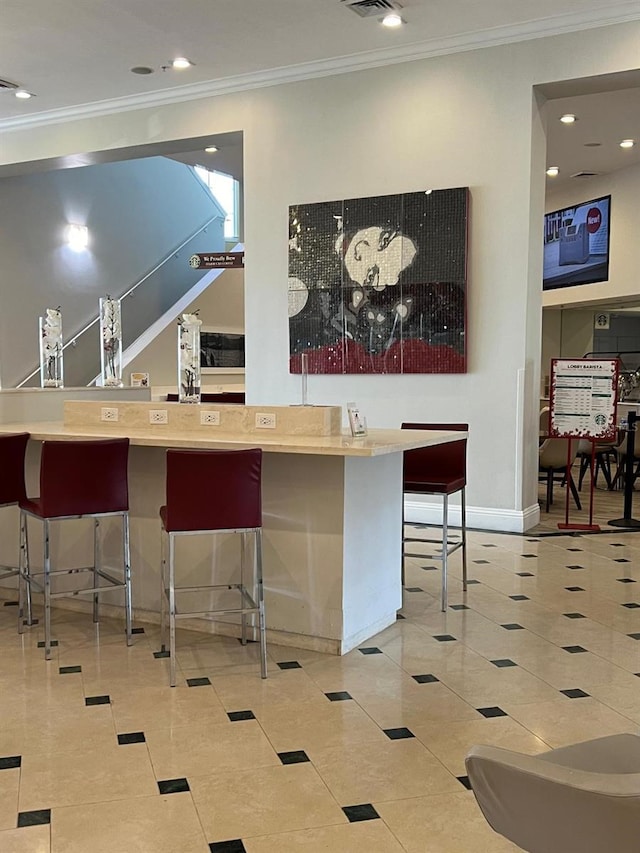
xmin=543 ymin=195 xmax=611 ymax=290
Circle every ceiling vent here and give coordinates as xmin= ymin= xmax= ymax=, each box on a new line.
xmin=341 ymin=0 xmax=403 ymax=18
xmin=0 ymin=78 xmax=19 ymax=93
xmin=571 ymin=170 xmax=599 ymax=178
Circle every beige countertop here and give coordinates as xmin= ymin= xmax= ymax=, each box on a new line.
xmin=0 ymin=421 xmax=466 ymax=458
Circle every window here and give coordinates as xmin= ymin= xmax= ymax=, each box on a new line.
xmin=194 ymin=166 xmax=239 ymax=241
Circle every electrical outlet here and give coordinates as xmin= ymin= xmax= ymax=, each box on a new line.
xmin=255 ymin=412 xmax=277 ymax=429
xmin=149 ymin=409 xmax=169 ymax=424
xmin=200 ymin=410 xmax=220 ymax=426
xmin=100 ymin=407 xmax=119 ymax=422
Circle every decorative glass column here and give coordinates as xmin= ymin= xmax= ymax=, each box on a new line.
xmin=39 ymin=308 xmax=64 ymax=388
xmin=99 ymin=296 xmax=123 ymax=387
xmin=178 ymin=312 xmax=202 ymax=403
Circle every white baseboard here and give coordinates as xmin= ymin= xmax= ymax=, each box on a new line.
xmin=404 ymin=498 xmax=541 ymax=534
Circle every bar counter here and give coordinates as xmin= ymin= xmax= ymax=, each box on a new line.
xmin=0 ymin=411 xmax=465 ymax=655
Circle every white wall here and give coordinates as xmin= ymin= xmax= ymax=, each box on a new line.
xmin=3 ymin=22 xmax=640 ymax=530
xmin=544 ymin=159 xmax=640 ymax=308
xmin=540 ymin=308 xmax=594 ymax=394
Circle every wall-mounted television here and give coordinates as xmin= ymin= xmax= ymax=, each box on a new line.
xmin=543 ymin=194 xmax=611 ymax=290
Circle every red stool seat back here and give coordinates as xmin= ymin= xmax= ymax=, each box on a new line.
xmin=163 ymin=448 xmax=262 ymax=532
xmin=25 ymin=438 xmax=129 ymax=518
xmin=0 ymin=433 xmax=29 ymax=506
xmin=402 ymin=423 xmax=468 ymax=494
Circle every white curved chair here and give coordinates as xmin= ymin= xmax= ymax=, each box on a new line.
xmin=466 ymin=734 xmax=640 ymax=853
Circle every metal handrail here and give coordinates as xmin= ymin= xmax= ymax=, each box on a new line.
xmin=16 ymin=213 xmax=220 ymax=388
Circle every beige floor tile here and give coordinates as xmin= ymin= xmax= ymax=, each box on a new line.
xmin=175 ymin=634 xmax=266 ymax=672
xmin=0 ymin=825 xmax=50 ymax=853
xmin=191 ymin=762 xmax=345 ymax=841
xmin=437 ymin=664 xmax=562 ymax=707
xmin=503 ymin=697 xmax=637 ymax=748
xmin=19 ymin=743 xmax=158 ymax=811
xmin=0 ymin=704 xmax=117 ymax=759
xmin=109 ymin=684 xmax=228 ymax=731
xmin=255 ymin=698 xmax=388 ymax=752
xmin=0 ymin=769 xmax=19 ymax=831
xmin=51 ymin=793 xmax=209 ymax=853
xmin=411 ymin=716 xmax=550 ymax=775
xmin=244 ymin=821 xmax=406 ymax=852
xmin=308 ymin=738 xmax=461 ymax=805
xmin=145 ymin=719 xmax=279 ymax=779
xmin=586 ymin=680 xmax=640 ymax=724
xmin=376 ymin=791 xmax=520 ymax=852
xmin=349 ymin=680 xmax=480 ymax=728
xmin=210 ymin=668 xmax=327 ymax=711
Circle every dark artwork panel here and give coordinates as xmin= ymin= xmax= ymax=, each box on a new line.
xmin=289 ymin=188 xmax=468 ymax=374
xmin=200 ymin=331 xmax=245 ymax=369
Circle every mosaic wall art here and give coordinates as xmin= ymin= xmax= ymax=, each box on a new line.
xmin=288 ymin=188 xmax=469 ymax=374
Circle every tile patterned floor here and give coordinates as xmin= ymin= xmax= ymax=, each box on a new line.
xmin=2 ymin=524 xmax=640 ymax=851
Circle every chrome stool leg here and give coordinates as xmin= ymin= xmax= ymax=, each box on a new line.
xmin=159 ymin=527 xmax=168 ymax=654
xmin=441 ymin=495 xmax=448 ymax=612
xmin=123 ymin=512 xmax=132 ymax=645
xmin=93 ymin=518 xmax=100 ymax=623
xmin=18 ymin=509 xmax=29 ymax=634
xmin=240 ymin=531 xmax=247 ymax=645
xmin=43 ymin=519 xmax=52 ymax=660
xmin=256 ymin=529 xmax=267 ymax=679
xmin=461 ymin=488 xmax=468 ymax=592
xmin=169 ymin=532 xmax=177 ymax=688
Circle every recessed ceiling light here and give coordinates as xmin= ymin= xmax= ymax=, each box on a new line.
xmin=559 ymin=114 xmax=577 ymax=124
xmin=171 ymin=57 xmax=193 ymax=69
xmin=204 ymin=145 xmax=218 ymax=154
xmin=131 ymin=66 xmax=154 ymax=75
xmin=381 ymin=12 xmax=404 ymax=27
xmin=546 ymin=167 xmax=559 ymax=177
xmin=14 ymin=89 xmax=33 ymax=99
xmin=620 ymin=139 xmax=635 ymax=149
xmin=583 ymin=142 xmax=601 ymax=147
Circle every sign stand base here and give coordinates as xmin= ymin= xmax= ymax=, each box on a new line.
xmin=608 ymin=518 xmax=640 ymax=529
xmin=558 ymin=523 xmax=601 ymax=531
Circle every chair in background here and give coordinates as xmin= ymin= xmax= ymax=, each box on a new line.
xmin=20 ymin=438 xmax=132 ymax=659
xmin=158 ymin=447 xmax=267 ymax=686
xmin=539 ymin=406 xmax=550 ymax=439
xmin=401 ymin=423 xmax=468 ymax=612
xmin=466 ymin=733 xmax=640 ymax=853
xmin=0 ymin=433 xmax=32 ymax=628
xmin=538 ymin=438 xmax=582 ymax=513
xmin=576 ymin=438 xmax=616 ymax=490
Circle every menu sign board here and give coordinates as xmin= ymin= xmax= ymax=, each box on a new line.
xmin=549 ymin=358 xmax=618 ymax=440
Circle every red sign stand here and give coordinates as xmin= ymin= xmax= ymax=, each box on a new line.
xmin=557 ymin=437 xmax=599 ymax=531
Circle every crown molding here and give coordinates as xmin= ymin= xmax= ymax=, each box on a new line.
xmin=1 ymin=3 xmax=639 ymax=132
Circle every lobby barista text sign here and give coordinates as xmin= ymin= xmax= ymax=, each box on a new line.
xmin=549 ymin=358 xmax=618 ymax=440
xmin=188 ymin=252 xmax=244 ymax=269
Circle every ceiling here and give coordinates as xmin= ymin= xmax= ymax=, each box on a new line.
xmin=2 ymin=2 xmax=640 ymax=201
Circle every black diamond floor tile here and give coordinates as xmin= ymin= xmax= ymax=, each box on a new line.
xmin=278 ymin=750 xmax=310 ymax=765
xmin=562 ymin=645 xmax=588 ymax=654
xmin=477 ymin=706 xmax=507 ymax=718
xmin=131 ymin=627 xmax=145 ymax=634
xmin=384 ymin=727 xmax=414 ymax=740
xmin=359 ymin=647 xmax=382 ymax=655
xmin=158 ymin=778 xmax=190 ymax=794
xmin=509 ymin=595 xmax=529 ymax=601
xmin=561 ymin=688 xmax=590 ymax=698
xmin=450 ymin=604 xmax=470 ymax=611
xmin=516 ymin=572 xmax=535 ymax=577
xmin=342 ymin=803 xmax=380 ymax=823
xmin=0 ymin=756 xmax=21 ymax=770
xmin=491 ymin=659 xmax=517 ymax=667
xmin=615 ymin=559 xmax=632 ymax=563
xmin=564 ymin=612 xmax=585 ymax=618
xmin=628 ymin=633 xmax=640 ymax=640
xmin=412 ymin=674 xmax=439 ymax=683
xmin=277 ymin=661 xmax=302 ymax=670
xmin=405 ymin=587 xmax=424 ymax=593
xmin=153 ymin=649 xmax=170 ymax=659
xmin=473 ymin=560 xmax=490 ymax=565
xmin=59 ymin=665 xmax=81 ymax=674
xmin=17 ymin=809 xmax=51 ymax=827
xmin=117 ymin=731 xmax=145 ymax=744
xmin=433 ymin=634 xmax=456 ymax=642
xmin=622 ymin=603 xmax=640 ymax=609
xmin=85 ymin=695 xmax=110 ymax=706
xmin=209 ymin=840 xmax=247 ymax=852
xmin=457 ymin=775 xmax=472 ymax=789
xmin=501 ymin=624 xmax=524 ymax=631
xmin=617 ymin=578 xmax=636 ymax=584
xmin=565 ymin=587 xmax=585 ymax=592
xmin=187 ymin=677 xmax=211 ymax=686
xmin=37 ymin=640 xmax=58 ymax=648
xmin=566 ymin=565 xmax=584 ymax=570
xmin=325 ymin=691 xmax=353 ymax=701
xmin=227 ymin=710 xmax=255 ymax=721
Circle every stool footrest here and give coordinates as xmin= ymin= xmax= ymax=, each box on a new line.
xmin=50 ymin=583 xmax=125 ymax=599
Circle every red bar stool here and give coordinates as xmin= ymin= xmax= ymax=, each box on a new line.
xmin=402 ymin=423 xmax=468 ymax=611
xmin=0 ymin=433 xmax=32 ymax=628
xmin=159 ymin=448 xmax=267 ymax=687
xmin=19 ymin=438 xmax=132 ymax=659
